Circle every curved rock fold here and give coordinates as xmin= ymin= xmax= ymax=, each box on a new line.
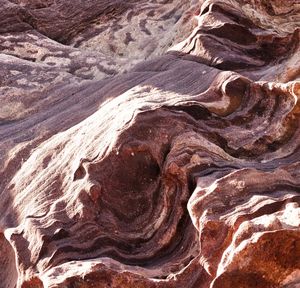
xmin=0 ymin=0 xmax=299 ymax=287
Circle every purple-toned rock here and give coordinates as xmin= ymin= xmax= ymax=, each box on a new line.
xmin=0 ymin=0 xmax=299 ymax=287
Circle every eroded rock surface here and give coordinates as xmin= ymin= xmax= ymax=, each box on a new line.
xmin=0 ymin=0 xmax=299 ymax=287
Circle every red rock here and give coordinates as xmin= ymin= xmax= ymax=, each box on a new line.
xmin=0 ymin=0 xmax=299 ymax=287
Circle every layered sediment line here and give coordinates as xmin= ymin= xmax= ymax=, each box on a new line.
xmin=0 ymin=0 xmax=299 ymax=287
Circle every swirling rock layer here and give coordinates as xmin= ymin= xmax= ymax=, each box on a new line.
xmin=0 ymin=0 xmax=300 ymax=287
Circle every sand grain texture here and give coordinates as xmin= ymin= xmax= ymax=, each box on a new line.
xmin=0 ymin=0 xmax=300 ymax=287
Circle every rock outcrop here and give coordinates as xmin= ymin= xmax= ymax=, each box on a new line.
xmin=0 ymin=0 xmax=299 ymax=287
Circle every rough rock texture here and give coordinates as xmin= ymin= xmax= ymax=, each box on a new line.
xmin=0 ymin=0 xmax=300 ymax=287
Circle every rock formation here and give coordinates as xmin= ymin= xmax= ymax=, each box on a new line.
xmin=0 ymin=0 xmax=299 ymax=287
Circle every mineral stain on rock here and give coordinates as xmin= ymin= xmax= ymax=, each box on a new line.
xmin=0 ymin=0 xmax=299 ymax=287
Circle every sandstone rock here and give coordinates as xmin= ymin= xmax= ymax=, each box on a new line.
xmin=0 ymin=0 xmax=299 ymax=287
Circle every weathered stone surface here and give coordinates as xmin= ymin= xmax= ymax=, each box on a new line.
xmin=0 ymin=0 xmax=299 ymax=287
